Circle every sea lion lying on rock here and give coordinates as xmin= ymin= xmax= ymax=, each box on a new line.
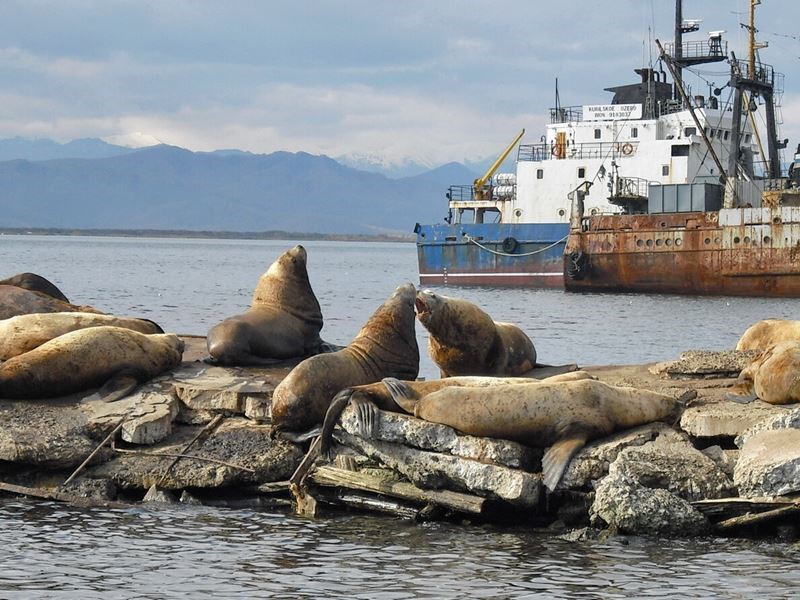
xmin=206 ymin=245 xmax=325 ymax=366
xmin=0 ymin=312 xmax=164 ymax=360
xmin=0 ymin=272 xmax=70 ymax=302
xmin=736 ymin=319 xmax=800 ymax=350
xmin=728 ymin=340 xmax=800 ymax=405
xmin=0 ymin=325 xmax=184 ymax=400
xmin=319 ymin=370 xmax=597 ymax=456
xmin=415 ymin=290 xmax=536 ymax=377
xmin=0 ymin=284 xmax=102 ymax=320
xmin=379 ymin=378 xmax=683 ymax=491
xmin=271 ymin=282 xmax=419 ymax=432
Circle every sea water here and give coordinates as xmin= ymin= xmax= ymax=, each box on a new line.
xmin=1 ymin=235 xmax=799 ymax=598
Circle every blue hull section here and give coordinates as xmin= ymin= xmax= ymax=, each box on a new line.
xmin=415 ymin=222 xmax=569 ymax=286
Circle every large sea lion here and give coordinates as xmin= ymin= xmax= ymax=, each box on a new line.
xmin=0 ymin=284 xmax=101 ymax=320
xmin=206 ymin=245 xmax=324 ymax=366
xmin=0 ymin=312 xmax=164 ymax=360
xmin=735 ymin=319 xmax=800 ymax=350
xmin=415 ymin=290 xmax=536 ymax=377
xmin=0 ymin=326 xmax=184 ymax=400
xmin=728 ymin=340 xmax=800 ymax=405
xmin=319 ymin=371 xmax=597 ymax=456
xmin=271 ymin=282 xmax=420 ymax=432
xmin=381 ymin=378 xmax=682 ymax=491
xmin=0 ymin=272 xmax=70 ymax=302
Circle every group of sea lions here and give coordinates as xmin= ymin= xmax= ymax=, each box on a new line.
xmin=0 ymin=274 xmax=184 ymax=401
xmin=5 ymin=247 xmax=795 ymax=494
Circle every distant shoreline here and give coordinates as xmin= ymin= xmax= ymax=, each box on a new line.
xmin=0 ymin=227 xmax=416 ymax=243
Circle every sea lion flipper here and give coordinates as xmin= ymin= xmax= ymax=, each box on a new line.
xmin=542 ymin=433 xmax=588 ymax=492
xmin=84 ymin=373 xmax=141 ymax=403
xmin=724 ymin=391 xmax=757 ymax=404
xmin=381 ymin=377 xmax=418 ymax=413
xmin=319 ymin=389 xmax=355 ymax=459
xmin=353 ymin=396 xmax=378 ymax=439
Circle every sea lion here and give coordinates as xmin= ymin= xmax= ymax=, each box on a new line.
xmin=0 ymin=312 xmax=164 ymax=360
xmin=0 ymin=325 xmax=184 ymax=400
xmin=381 ymin=378 xmax=682 ymax=491
xmin=0 ymin=284 xmax=102 ymax=320
xmin=415 ymin=290 xmax=536 ymax=377
xmin=728 ymin=341 xmax=800 ymax=405
xmin=271 ymin=282 xmax=419 ymax=432
xmin=735 ymin=319 xmax=800 ymax=351
xmin=206 ymin=245 xmax=324 ymax=366
xmin=0 ymin=272 xmax=70 ymax=302
xmin=319 ymin=370 xmax=597 ymax=456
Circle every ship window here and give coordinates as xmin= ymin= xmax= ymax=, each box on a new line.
xmin=708 ymin=129 xmax=714 ymax=138
xmin=744 ymin=134 xmax=751 ymax=143
xmin=724 ymin=130 xmax=730 ymax=140
xmin=662 ymin=165 xmax=670 ymax=176
xmin=594 ymin=129 xmax=601 ymax=139
xmin=578 ymin=167 xmax=586 ymax=178
xmin=631 ymin=127 xmax=638 ymax=138
xmin=536 ymin=169 xmax=544 ymax=179
xmin=671 ymin=145 xmax=689 ymax=157
xmin=684 ymin=127 xmax=697 ymax=137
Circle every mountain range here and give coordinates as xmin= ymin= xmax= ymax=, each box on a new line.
xmin=0 ymin=138 xmax=480 ymax=236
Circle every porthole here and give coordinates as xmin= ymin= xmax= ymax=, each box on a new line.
xmin=660 ymin=221 xmax=667 ymax=228
xmin=646 ymin=239 xmax=654 ymax=247
xmin=714 ymin=237 xmax=721 ymax=244
xmin=590 ymin=208 xmax=598 ymax=215
xmin=744 ymin=236 xmax=751 ymax=244
xmin=733 ymin=236 xmax=740 ymax=244
xmin=514 ymin=209 xmax=523 ymax=217
xmin=656 ymin=239 xmax=663 ymax=246
xmin=704 ymin=238 xmax=711 ymax=245
xmin=764 ymin=236 xmax=771 ymax=244
xmin=558 ymin=209 xmax=566 ymax=217
xmin=636 ymin=239 xmax=644 ymax=247
xmin=675 ymin=238 xmax=683 ymax=246
xmin=665 ymin=239 xmax=672 ymax=246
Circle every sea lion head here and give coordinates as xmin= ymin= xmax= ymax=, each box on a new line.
xmin=415 ymin=289 xmax=445 ymax=329
xmin=252 ymin=245 xmax=322 ymax=326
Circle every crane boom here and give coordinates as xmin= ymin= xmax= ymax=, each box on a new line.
xmin=473 ymin=128 xmax=525 ymax=200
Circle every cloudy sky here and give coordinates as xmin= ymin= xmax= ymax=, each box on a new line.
xmin=0 ymin=0 xmax=797 ymax=167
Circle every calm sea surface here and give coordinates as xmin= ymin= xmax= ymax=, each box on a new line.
xmin=1 ymin=234 xmax=799 ymax=598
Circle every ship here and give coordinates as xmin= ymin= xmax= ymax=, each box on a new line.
xmin=414 ymin=0 xmax=800 ymax=295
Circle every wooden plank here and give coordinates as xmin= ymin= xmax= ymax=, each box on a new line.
xmin=311 ymin=465 xmax=485 ymax=515
xmin=715 ymin=503 xmax=800 ymax=531
xmin=0 ymin=481 xmax=128 ymax=509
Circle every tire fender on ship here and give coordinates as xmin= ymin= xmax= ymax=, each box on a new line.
xmin=501 ymin=237 xmax=518 ymax=253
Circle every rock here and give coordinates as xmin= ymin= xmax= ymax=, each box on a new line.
xmin=559 ymin=423 xmax=674 ymax=491
xmin=680 ymin=399 xmax=791 ymax=439
xmin=590 ymin=468 xmax=711 ymax=536
xmin=0 ymin=396 xmax=99 ymax=469
xmin=172 ymin=366 xmax=275 ymax=414
xmin=735 ymin=406 xmax=800 ymax=448
xmin=335 ymin=431 xmax=542 ymax=508
xmin=83 ymin=386 xmax=180 ymax=446
xmin=337 ymin=404 xmax=540 ymax=470
xmin=700 ymin=445 xmax=739 ymax=479
xmin=557 ymin=527 xmax=610 ymax=543
xmin=244 ymin=397 xmax=271 ymax=423
xmin=658 ymin=350 xmax=759 ymax=379
xmin=143 ymin=485 xmax=178 ymax=503
xmin=176 ymin=403 xmax=218 ymax=425
xmin=89 ymin=418 xmax=304 ymax=490
xmin=180 ymin=490 xmax=203 ymax=505
xmin=59 ymin=477 xmax=117 ymax=501
xmin=734 ymin=429 xmax=800 ymax=498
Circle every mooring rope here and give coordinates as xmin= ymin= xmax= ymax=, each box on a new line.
xmin=462 ymin=233 xmax=569 ymax=257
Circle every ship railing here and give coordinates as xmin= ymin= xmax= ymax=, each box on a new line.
xmin=447 ymin=184 xmax=516 ymax=203
xmin=518 ymin=141 xmax=639 ymax=162
xmin=614 ymin=176 xmax=650 ymax=198
xmin=549 ymin=106 xmax=583 ymax=124
xmin=663 ymin=39 xmax=728 ymax=63
xmin=731 ymin=58 xmax=776 ymax=89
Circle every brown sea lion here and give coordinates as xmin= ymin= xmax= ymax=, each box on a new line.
xmin=0 ymin=272 xmax=70 ymax=302
xmin=415 ymin=290 xmax=536 ymax=377
xmin=0 ymin=284 xmax=102 ymax=320
xmin=319 ymin=370 xmax=597 ymax=456
xmin=735 ymin=319 xmax=800 ymax=351
xmin=271 ymin=282 xmax=419 ymax=432
xmin=728 ymin=341 xmax=800 ymax=405
xmin=206 ymin=245 xmax=325 ymax=366
xmin=381 ymin=378 xmax=682 ymax=491
xmin=0 ymin=326 xmax=184 ymax=400
xmin=0 ymin=312 xmax=164 ymax=360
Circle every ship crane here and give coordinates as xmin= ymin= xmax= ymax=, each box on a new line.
xmin=472 ymin=129 xmax=525 ymax=201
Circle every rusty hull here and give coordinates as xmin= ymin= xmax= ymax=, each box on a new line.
xmin=564 ymin=207 xmax=800 ymax=297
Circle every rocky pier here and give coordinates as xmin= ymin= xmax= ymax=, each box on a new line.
xmin=2 ymin=339 xmax=798 ymax=539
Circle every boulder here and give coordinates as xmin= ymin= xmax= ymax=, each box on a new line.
xmin=735 ymin=406 xmax=800 ymax=448
xmin=734 ymin=429 xmax=800 ymax=498
xmin=172 ymin=365 xmax=277 ymax=414
xmin=680 ymin=399 xmax=791 ymax=439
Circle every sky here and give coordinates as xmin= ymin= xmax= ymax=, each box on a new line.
xmin=0 ymin=0 xmax=797 ymax=168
